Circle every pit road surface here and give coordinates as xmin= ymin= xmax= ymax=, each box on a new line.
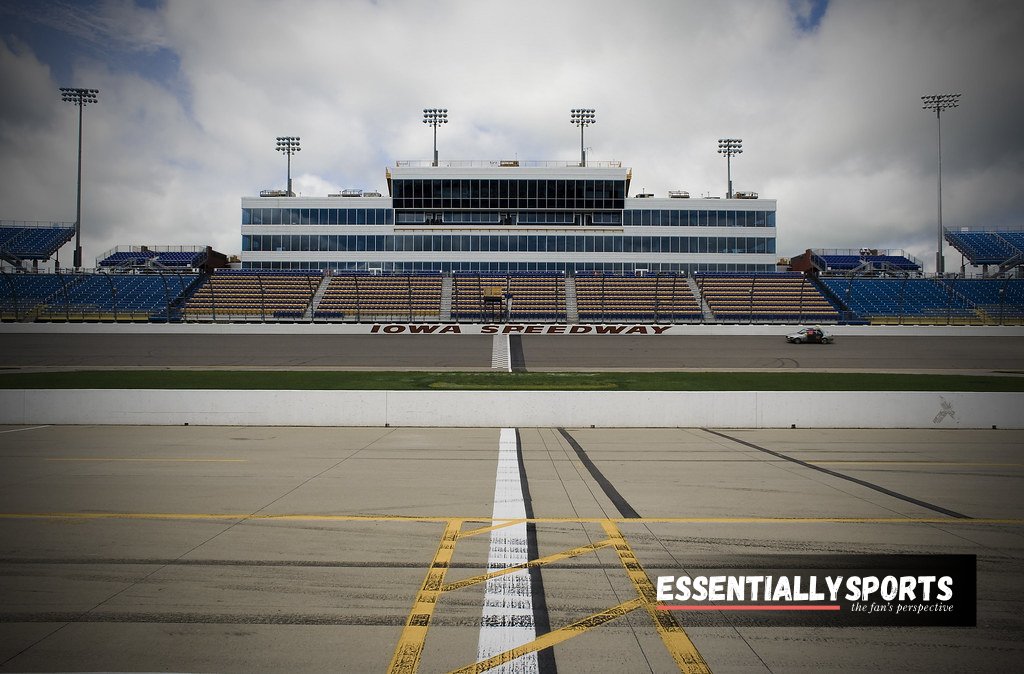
xmin=1 ymin=425 xmax=1021 ymax=672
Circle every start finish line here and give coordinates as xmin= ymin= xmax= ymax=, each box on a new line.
xmin=370 ymin=323 xmax=674 ymax=334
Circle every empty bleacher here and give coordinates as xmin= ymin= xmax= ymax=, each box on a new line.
xmin=314 ymin=273 xmax=442 ymax=321
xmin=0 ymin=223 xmax=75 ymax=260
xmin=0 ymin=274 xmax=70 ymax=320
xmin=575 ymin=273 xmax=701 ymax=322
xmin=1 ymin=272 xmax=196 ymax=321
xmin=817 ymin=250 xmax=922 ymax=273
xmin=99 ymin=251 xmax=158 ymax=267
xmin=6 ymin=269 xmax=1022 ymax=324
xmin=945 ymin=230 xmax=1024 ymax=267
xmin=933 ymin=278 xmax=1024 ymax=324
xmin=451 ymin=273 xmax=567 ymax=321
xmin=821 ymin=277 xmax=977 ymax=324
xmin=696 ymin=272 xmax=840 ymax=322
xmin=183 ymin=270 xmax=321 ymax=320
xmin=98 ymin=247 xmax=207 ymax=269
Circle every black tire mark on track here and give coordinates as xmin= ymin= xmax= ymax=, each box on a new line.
xmin=509 ymin=335 xmax=527 ymax=372
xmin=514 ymin=429 xmax=557 ymax=674
xmin=703 ymin=428 xmax=971 ymax=519
xmin=557 ymin=428 xmax=640 ymax=519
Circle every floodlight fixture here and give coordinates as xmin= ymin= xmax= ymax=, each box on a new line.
xmin=921 ymin=93 xmax=961 ymax=275
xmin=422 ymin=108 xmax=448 ymax=167
xmin=717 ymin=138 xmax=743 ymax=199
xmin=570 ymin=108 xmax=596 ymax=166
xmin=275 ymin=136 xmax=301 ymax=196
xmin=59 ymin=87 xmax=99 ymax=270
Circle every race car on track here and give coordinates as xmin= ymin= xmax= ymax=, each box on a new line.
xmin=786 ymin=327 xmax=834 ymax=344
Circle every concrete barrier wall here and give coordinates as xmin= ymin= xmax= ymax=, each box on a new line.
xmin=0 ymin=389 xmax=1019 ymax=428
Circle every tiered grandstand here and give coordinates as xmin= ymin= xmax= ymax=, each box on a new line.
xmin=809 ymin=249 xmax=922 ymax=274
xmin=97 ymin=245 xmax=227 ymax=271
xmin=315 ymin=273 xmax=443 ymax=321
xmin=0 ymin=271 xmax=196 ymax=322
xmin=0 ymin=221 xmax=75 ymax=265
xmin=3 ymin=269 xmax=1023 ymax=324
xmin=695 ymin=272 xmax=841 ymax=322
xmin=451 ymin=273 xmax=567 ymax=322
xmin=575 ymin=273 xmax=701 ymax=322
xmin=821 ymin=276 xmax=1024 ymax=325
xmin=183 ymin=270 xmax=321 ymax=320
xmin=945 ymin=228 xmax=1024 ymax=271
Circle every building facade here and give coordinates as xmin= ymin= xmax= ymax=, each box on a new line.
xmin=240 ymin=160 xmax=777 ymax=273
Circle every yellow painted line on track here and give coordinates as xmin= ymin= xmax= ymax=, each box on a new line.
xmin=601 ymin=520 xmax=711 ymax=673
xmin=446 ymin=598 xmax=644 ymax=674
xmin=387 ymin=519 xmax=462 ymax=674
xmin=1 ymin=513 xmax=1024 ymax=525
xmin=443 ymin=539 xmax=615 ymax=592
xmin=44 ymin=458 xmax=248 ymax=463
xmin=458 ymin=518 xmax=527 ymax=539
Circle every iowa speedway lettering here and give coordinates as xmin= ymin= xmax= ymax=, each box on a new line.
xmin=369 ymin=323 xmax=673 ymax=335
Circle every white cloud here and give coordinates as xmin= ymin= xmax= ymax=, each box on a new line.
xmin=0 ymin=0 xmax=1021 ymax=271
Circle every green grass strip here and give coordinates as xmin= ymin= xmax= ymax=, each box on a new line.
xmin=1 ymin=370 xmax=1022 ymax=391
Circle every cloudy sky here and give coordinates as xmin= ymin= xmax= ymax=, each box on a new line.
xmin=1 ymin=0 xmax=1022 ymax=271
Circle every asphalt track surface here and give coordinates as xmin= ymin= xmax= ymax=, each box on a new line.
xmin=0 ymin=425 xmax=1021 ymax=672
xmin=2 ymin=333 xmax=1024 ymax=371
xmin=1 ymin=333 xmax=1023 ymax=672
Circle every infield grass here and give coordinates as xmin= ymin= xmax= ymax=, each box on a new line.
xmin=1 ymin=370 xmax=1022 ymax=391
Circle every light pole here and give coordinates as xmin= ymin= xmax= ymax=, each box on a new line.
xmin=717 ymin=138 xmax=742 ymax=199
xmin=422 ymin=108 xmax=447 ymax=167
xmin=570 ymin=108 xmax=596 ymax=167
xmin=921 ymin=93 xmax=960 ymax=276
xmin=59 ymin=87 xmax=99 ymax=270
xmin=275 ymin=136 xmax=301 ymax=196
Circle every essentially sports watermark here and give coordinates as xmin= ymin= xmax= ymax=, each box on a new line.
xmin=654 ymin=555 xmax=975 ymax=626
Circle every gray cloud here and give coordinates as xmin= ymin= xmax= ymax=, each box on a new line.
xmin=0 ymin=0 xmax=1021 ymax=271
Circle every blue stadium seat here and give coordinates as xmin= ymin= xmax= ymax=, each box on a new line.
xmin=821 ymin=278 xmax=975 ymax=322
xmin=0 ymin=226 xmax=75 ymax=260
xmin=944 ymin=231 xmax=1023 ymax=266
xmin=0 ymin=273 xmax=197 ymax=321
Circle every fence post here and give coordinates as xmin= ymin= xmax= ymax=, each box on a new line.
xmin=257 ymin=273 xmax=266 ymax=322
xmin=0 ymin=268 xmax=18 ymax=321
xmin=104 ymin=273 xmax=117 ymax=322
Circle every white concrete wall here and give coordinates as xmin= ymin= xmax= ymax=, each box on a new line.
xmin=0 ymin=390 xmax=1018 ymax=428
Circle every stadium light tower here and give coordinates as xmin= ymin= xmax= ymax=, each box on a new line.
xmin=59 ymin=87 xmax=99 ymax=270
xmin=921 ymin=93 xmax=961 ymax=276
xmin=717 ymin=138 xmax=743 ymax=199
xmin=423 ymin=108 xmax=448 ymax=167
xmin=570 ymin=108 xmax=596 ymax=167
xmin=276 ymin=136 xmax=301 ymax=196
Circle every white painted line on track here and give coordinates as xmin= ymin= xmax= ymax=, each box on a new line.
xmin=0 ymin=425 xmax=51 ymax=435
xmin=491 ymin=333 xmax=512 ymax=372
xmin=477 ymin=427 xmax=538 ymax=674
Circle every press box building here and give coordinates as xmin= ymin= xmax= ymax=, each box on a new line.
xmin=240 ymin=159 xmax=777 ymax=274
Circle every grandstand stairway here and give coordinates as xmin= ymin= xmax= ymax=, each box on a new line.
xmin=687 ymin=277 xmax=714 ymax=322
xmin=564 ymin=276 xmax=579 ymax=323
xmin=305 ymin=274 xmax=333 ymax=321
xmin=440 ymin=276 xmax=453 ymax=321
